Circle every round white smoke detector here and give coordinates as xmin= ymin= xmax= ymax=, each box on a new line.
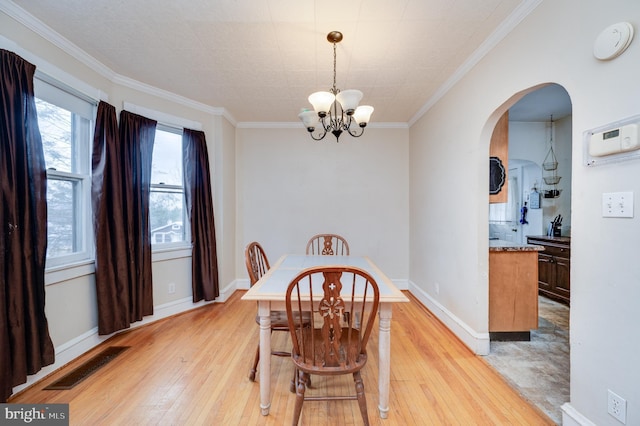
xmin=593 ymin=22 xmax=634 ymax=61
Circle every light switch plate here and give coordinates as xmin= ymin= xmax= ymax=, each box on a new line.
xmin=602 ymin=192 xmax=634 ymax=218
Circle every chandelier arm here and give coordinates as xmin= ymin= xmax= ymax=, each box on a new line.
xmin=309 ymin=130 xmax=328 ymax=141
xmin=341 ymin=113 xmax=353 ymax=131
xmin=346 ymin=124 xmax=366 ymax=138
xmin=319 ymin=115 xmax=332 ymax=133
xmin=342 ymin=114 xmax=363 ymax=137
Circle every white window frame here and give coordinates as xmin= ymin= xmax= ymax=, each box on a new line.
xmin=34 ymin=74 xmax=96 ymax=271
xmin=123 ymin=102 xmax=200 ymax=260
xmin=149 ymin=124 xmax=191 ymax=252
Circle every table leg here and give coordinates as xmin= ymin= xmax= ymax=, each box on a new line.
xmin=378 ymin=302 xmax=392 ymax=419
xmin=258 ymin=301 xmax=271 ymax=415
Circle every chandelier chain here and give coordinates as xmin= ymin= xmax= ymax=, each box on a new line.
xmin=332 ymin=41 xmax=338 ymax=94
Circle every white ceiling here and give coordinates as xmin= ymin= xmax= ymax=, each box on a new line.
xmin=9 ymin=0 xmax=569 ymax=124
xmin=509 ymin=84 xmax=572 ymax=122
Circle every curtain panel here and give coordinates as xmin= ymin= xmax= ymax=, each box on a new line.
xmin=91 ymin=105 xmax=157 ymax=335
xmin=0 ymin=49 xmax=55 ymax=402
xmin=91 ymin=101 xmax=129 ymax=334
xmin=182 ymin=129 xmax=219 ymax=302
xmin=118 ymin=111 xmax=156 ymax=323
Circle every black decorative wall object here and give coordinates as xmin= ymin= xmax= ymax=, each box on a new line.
xmin=489 ymin=156 xmax=506 ymax=195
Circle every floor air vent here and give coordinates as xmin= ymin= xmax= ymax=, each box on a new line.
xmin=44 ymin=346 xmax=130 ymax=390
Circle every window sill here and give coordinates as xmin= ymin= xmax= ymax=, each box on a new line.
xmin=45 ymin=260 xmax=95 ymax=286
xmin=152 ymin=244 xmax=192 ymax=262
xmin=43 ymin=246 xmax=192 ymax=286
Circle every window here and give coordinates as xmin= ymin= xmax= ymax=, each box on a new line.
xmin=35 ymin=76 xmax=95 ymax=268
xmin=150 ymin=127 xmax=187 ymax=247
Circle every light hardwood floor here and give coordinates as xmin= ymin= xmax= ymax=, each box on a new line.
xmin=10 ymin=291 xmax=554 ymax=425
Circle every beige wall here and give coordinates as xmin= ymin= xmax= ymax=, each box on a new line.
xmin=409 ymin=1 xmax=640 ymax=424
xmin=236 ymin=126 xmax=410 ymax=282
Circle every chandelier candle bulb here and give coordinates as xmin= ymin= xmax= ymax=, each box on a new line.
xmin=336 ymin=90 xmax=363 ymax=114
xmin=354 ymin=105 xmax=374 ymax=126
xmin=298 ymin=109 xmax=318 ymax=131
xmin=308 ymin=91 xmax=335 ymax=116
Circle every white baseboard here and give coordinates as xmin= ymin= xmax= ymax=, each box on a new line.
xmin=407 ymin=281 xmax=490 ymax=355
xmin=561 ymin=403 xmax=595 ymax=426
xmin=12 ymin=279 xmax=242 ymax=397
xmin=392 ymin=278 xmax=409 ymax=291
xmin=236 ymin=278 xmax=250 ymax=290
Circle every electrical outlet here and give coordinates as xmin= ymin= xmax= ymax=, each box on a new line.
xmin=168 ymin=283 xmax=176 ymax=294
xmin=608 ymin=389 xmax=627 ymax=423
xmin=602 ymin=191 xmax=634 ymax=218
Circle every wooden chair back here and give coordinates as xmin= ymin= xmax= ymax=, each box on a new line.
xmin=245 ymin=241 xmax=270 ymax=286
xmin=285 ymin=266 xmax=379 ymax=424
xmin=305 ymin=233 xmax=350 ymax=256
xmin=245 ymin=241 xmax=292 ymax=382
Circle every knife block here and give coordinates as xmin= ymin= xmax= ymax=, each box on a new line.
xmin=547 ymin=223 xmax=562 ymax=237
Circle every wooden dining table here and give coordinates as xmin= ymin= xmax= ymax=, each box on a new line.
xmin=241 ymin=254 xmax=409 ymax=419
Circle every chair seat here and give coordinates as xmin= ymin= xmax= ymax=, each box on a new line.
xmin=255 ymin=311 xmax=312 ymax=330
xmin=292 ymin=327 xmax=367 ymax=375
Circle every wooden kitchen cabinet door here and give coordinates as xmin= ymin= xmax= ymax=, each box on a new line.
xmin=489 ymin=111 xmax=509 ymax=203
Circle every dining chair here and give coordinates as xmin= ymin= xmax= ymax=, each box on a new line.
xmin=305 ymin=233 xmax=350 ymax=255
xmin=245 ymin=241 xmax=312 ymax=385
xmin=285 ymin=265 xmax=380 ymax=426
xmin=245 ymin=242 xmax=290 ymax=381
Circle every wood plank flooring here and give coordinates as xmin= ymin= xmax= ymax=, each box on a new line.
xmin=9 ymin=291 xmax=554 ymax=425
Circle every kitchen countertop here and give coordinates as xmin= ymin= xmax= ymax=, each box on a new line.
xmin=526 ymin=235 xmax=571 ymax=244
xmin=489 ymin=239 xmax=545 ymax=252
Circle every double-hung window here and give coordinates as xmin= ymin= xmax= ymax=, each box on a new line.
xmin=34 ymin=76 xmax=95 ymax=268
xmin=149 ymin=126 xmax=187 ymax=247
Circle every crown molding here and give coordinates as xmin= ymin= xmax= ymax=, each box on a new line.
xmin=0 ymin=0 xmax=236 ymax=125
xmin=408 ymin=0 xmax=543 ymax=126
xmin=0 ymin=0 xmax=116 ymax=79
xmin=2 ymin=0 xmax=540 ymax=130
xmin=113 ymin=74 xmax=235 ymax=125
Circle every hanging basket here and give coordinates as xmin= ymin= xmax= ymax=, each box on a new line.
xmin=542 ymin=140 xmax=558 ymax=171
xmin=543 ymin=189 xmax=562 ymax=198
xmin=543 ymin=175 xmax=561 ymax=185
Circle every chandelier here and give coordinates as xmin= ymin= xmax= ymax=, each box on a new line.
xmin=298 ymin=31 xmax=374 ymax=142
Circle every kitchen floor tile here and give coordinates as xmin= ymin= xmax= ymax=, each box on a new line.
xmin=484 ymin=296 xmax=569 ymax=425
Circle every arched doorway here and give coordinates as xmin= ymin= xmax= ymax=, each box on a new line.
xmin=486 ymin=83 xmax=571 ymax=424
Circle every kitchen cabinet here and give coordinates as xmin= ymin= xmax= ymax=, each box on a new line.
xmin=489 ymin=240 xmax=544 ymax=339
xmin=489 ymin=111 xmax=509 ymax=203
xmin=526 ymin=236 xmax=570 ymax=306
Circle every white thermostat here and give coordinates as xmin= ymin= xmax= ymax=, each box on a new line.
xmin=589 ymin=123 xmax=639 ymax=157
xmin=585 ymin=115 xmax=640 ymax=166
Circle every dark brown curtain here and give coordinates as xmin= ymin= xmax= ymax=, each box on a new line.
xmin=120 ymin=111 xmax=156 ymax=322
xmin=91 ymin=105 xmax=156 ymax=335
xmin=91 ymin=102 xmax=128 ymax=334
xmin=183 ymin=129 xmax=219 ymax=302
xmin=0 ymin=49 xmax=55 ymax=402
